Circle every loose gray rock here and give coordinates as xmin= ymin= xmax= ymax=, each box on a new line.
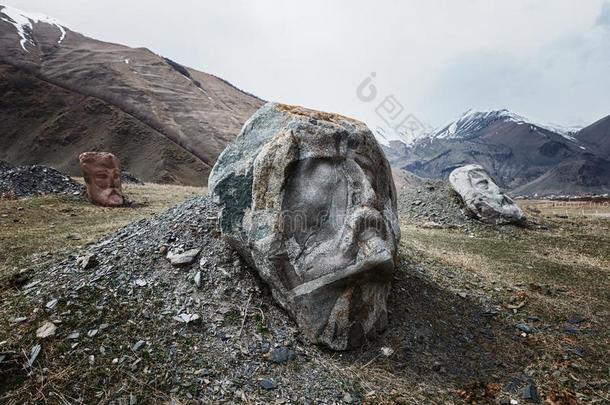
xmin=522 ymin=382 xmax=541 ymax=403
xmin=449 ymin=164 xmax=525 ymax=225
xmin=166 ymin=248 xmax=200 ymax=267
xmin=132 ymin=340 xmax=146 ymax=351
xmin=173 ymin=313 xmax=200 ymax=323
xmin=516 ymin=323 xmax=533 ymax=334
xmin=45 ymin=298 xmax=58 ymax=309
xmin=269 ymin=346 xmax=296 ymax=363
xmin=193 ymin=271 xmax=202 ymax=288
xmin=36 ymin=321 xmax=57 ymax=338
xmin=209 ymin=102 xmax=400 ymax=350
xmin=260 ymin=378 xmax=278 ymax=390
xmin=26 ymin=344 xmax=41 ymax=367
xmin=77 ymin=253 xmax=97 ymax=269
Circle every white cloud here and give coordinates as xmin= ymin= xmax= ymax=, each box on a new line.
xmin=5 ymin=0 xmax=610 ymax=128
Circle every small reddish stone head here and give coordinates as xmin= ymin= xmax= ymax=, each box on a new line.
xmin=79 ymin=152 xmax=124 ymax=207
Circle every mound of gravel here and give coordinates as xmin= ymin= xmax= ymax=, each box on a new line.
xmin=121 ymin=171 xmax=144 ymax=185
xmin=0 ymin=161 xmax=84 ymax=198
xmin=1 ymin=196 xmax=354 ymax=403
xmin=397 ymin=178 xmax=475 ymax=227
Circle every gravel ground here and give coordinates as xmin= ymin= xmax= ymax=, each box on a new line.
xmin=0 ymin=162 xmax=84 ymax=198
xmin=2 ymin=190 xmax=586 ymax=404
xmin=0 ymin=197 xmax=356 ymax=403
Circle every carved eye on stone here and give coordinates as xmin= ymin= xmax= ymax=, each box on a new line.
xmin=94 ymin=171 xmax=108 ymax=180
xmin=475 ymin=178 xmax=489 ymax=190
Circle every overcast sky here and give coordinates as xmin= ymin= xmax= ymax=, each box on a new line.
xmin=7 ymin=0 xmax=610 ymax=131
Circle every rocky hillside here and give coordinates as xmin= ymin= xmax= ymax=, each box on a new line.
xmin=384 ymin=109 xmax=610 ymax=196
xmin=0 ymin=5 xmax=263 ymax=185
xmin=576 ymin=115 xmax=610 ymax=158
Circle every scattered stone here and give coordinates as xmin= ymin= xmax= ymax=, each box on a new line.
xmin=381 ymin=347 xmax=394 ymax=357
xmin=173 ymin=313 xmax=200 ymax=324
xmin=166 ymin=248 xmax=200 ymax=267
xmin=132 ymin=340 xmax=146 ymax=351
xmin=36 ymin=321 xmax=57 ymax=338
xmin=269 ymin=346 xmax=296 ymax=363
xmin=209 ymin=102 xmax=400 ymax=350
xmin=516 ymin=323 xmax=533 ymax=334
xmin=521 ymin=382 xmax=540 ymax=403
xmin=67 ymin=234 xmax=82 ymax=241
xmin=45 ymin=298 xmax=58 ymax=309
xmin=67 ymin=332 xmax=80 ymax=340
xmin=260 ymin=378 xmax=277 ymax=390
xmin=10 ymin=316 xmax=27 ymax=323
xmin=87 ymin=329 xmax=98 ymax=338
xmin=194 ymin=271 xmax=202 ymax=288
xmin=26 ymin=344 xmax=41 ymax=367
xmin=134 ymin=279 xmax=147 ymax=287
xmin=79 ymin=152 xmax=125 ymax=207
xmin=77 ymin=253 xmax=97 ymax=269
xmin=449 ymin=164 xmax=525 ymax=225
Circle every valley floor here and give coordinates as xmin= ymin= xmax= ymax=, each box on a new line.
xmin=0 ymin=182 xmax=204 ymax=279
xmin=0 ymin=186 xmax=609 ymax=404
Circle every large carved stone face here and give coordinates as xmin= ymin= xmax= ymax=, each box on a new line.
xmin=467 ymin=166 xmax=505 ymax=199
xmin=449 ymin=164 xmax=525 ymax=224
xmin=209 ymin=103 xmax=400 ymax=350
xmin=79 ymin=152 xmax=124 ymax=207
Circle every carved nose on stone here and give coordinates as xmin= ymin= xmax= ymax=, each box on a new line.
xmin=348 ymin=207 xmax=388 ymax=256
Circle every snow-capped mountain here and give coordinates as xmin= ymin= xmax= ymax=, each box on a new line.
xmin=431 ymin=109 xmax=581 ymax=143
xmin=0 ymin=5 xmax=66 ymax=51
xmin=0 ymin=4 xmax=263 ymax=185
xmin=374 ymin=124 xmax=432 ymax=147
xmin=372 ymin=118 xmax=434 ymax=147
xmin=383 ymin=108 xmax=610 ymax=196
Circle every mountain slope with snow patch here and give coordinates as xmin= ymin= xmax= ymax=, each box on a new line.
xmin=0 ymin=4 xmax=263 ymax=185
xmin=383 ymin=108 xmax=609 ymax=196
xmin=431 ymin=109 xmax=581 ymax=143
xmin=0 ymin=5 xmax=66 ymax=51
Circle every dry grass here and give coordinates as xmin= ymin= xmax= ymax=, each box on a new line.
xmin=394 ymin=203 xmax=610 ymax=403
xmin=409 ymin=238 xmax=495 ymax=276
xmin=0 ymin=182 xmax=205 ymax=280
xmin=521 ymin=199 xmax=610 ymax=218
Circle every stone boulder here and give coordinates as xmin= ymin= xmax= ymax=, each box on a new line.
xmin=79 ymin=152 xmax=124 ymax=207
xmin=209 ymin=102 xmax=400 ymax=350
xmin=449 ymin=164 xmax=525 ymax=224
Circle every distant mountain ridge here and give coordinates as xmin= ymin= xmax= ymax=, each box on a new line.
xmin=384 ymin=109 xmax=610 ymax=196
xmin=0 ymin=5 xmax=264 ymax=185
xmin=430 ymin=109 xmax=581 ymax=142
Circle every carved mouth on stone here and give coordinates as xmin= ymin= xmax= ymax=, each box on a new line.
xmin=289 ymin=250 xmax=394 ymax=298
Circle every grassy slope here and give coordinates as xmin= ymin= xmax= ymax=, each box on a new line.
xmin=385 ymin=202 xmax=610 ymax=403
